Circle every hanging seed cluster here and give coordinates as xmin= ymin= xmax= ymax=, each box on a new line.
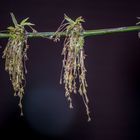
xmin=2 ymin=13 xmax=35 ymax=115
xmin=51 ymin=15 xmax=91 ymax=121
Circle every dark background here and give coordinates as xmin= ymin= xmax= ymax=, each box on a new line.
xmin=0 ymin=0 xmax=140 ymax=140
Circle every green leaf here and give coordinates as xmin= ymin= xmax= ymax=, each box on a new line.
xmin=76 ymin=16 xmax=85 ymax=23
xmin=136 ymin=22 xmax=140 ymax=25
xmin=10 ymin=13 xmax=18 ymax=26
xmin=64 ymin=14 xmax=74 ymax=24
xmin=136 ymin=17 xmax=140 ymax=25
xmin=20 ymin=18 xmax=29 ymax=25
xmin=21 ymin=22 xmax=35 ymax=26
xmin=7 ymin=26 xmax=15 ymax=30
xmin=28 ymin=25 xmax=37 ymax=32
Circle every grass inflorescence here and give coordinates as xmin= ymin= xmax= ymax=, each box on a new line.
xmin=51 ymin=14 xmax=91 ymax=121
xmin=2 ymin=13 xmax=35 ymax=115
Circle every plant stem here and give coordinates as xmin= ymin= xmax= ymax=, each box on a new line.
xmin=0 ymin=25 xmax=140 ymax=39
xmin=83 ymin=26 xmax=140 ymax=37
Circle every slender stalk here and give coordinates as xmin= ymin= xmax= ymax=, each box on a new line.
xmin=83 ymin=26 xmax=140 ymax=37
xmin=0 ymin=25 xmax=140 ymax=38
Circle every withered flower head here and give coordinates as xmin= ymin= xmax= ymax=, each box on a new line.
xmin=51 ymin=14 xmax=91 ymax=121
xmin=2 ymin=13 xmax=35 ymax=115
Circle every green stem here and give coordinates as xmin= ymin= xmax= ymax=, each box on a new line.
xmin=0 ymin=25 xmax=140 ymax=39
xmin=83 ymin=26 xmax=140 ymax=37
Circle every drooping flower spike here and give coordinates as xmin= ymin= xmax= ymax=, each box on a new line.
xmin=2 ymin=13 xmax=36 ymax=115
xmin=51 ymin=14 xmax=91 ymax=121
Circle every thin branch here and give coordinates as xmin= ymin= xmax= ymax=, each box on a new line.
xmin=0 ymin=25 xmax=140 ymax=39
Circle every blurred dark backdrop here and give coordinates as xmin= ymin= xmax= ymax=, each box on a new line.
xmin=0 ymin=0 xmax=140 ymax=140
